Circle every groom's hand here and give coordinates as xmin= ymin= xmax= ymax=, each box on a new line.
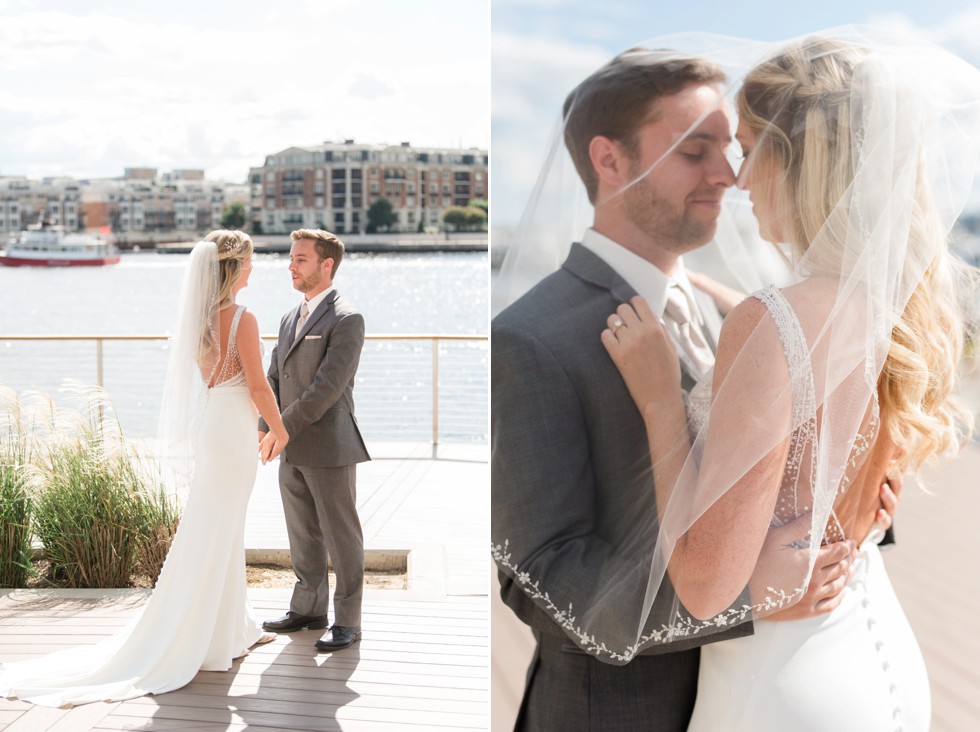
xmin=258 ymin=430 xmax=267 ymax=444
xmin=769 ymin=539 xmax=856 ymax=620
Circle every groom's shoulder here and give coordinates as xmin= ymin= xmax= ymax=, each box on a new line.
xmin=494 ymin=269 xmax=577 ymax=329
xmin=498 ymin=269 xmax=614 ymax=349
xmin=332 ymin=293 xmax=361 ymax=317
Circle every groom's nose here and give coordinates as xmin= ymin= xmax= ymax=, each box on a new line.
xmin=707 ymin=153 xmax=736 ymax=188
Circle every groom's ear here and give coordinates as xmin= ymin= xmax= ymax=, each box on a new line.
xmin=589 ymin=135 xmax=628 ymax=191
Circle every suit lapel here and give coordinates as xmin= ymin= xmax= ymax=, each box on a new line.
xmin=283 ymin=303 xmax=302 ymax=353
xmin=563 ymin=242 xmax=707 ymax=388
xmin=284 ymin=292 xmax=338 ymax=360
xmin=563 ymin=243 xmax=638 ymax=303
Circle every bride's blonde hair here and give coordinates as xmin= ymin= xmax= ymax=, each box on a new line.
xmin=197 ymin=230 xmax=254 ymax=364
xmin=737 ymin=37 xmax=974 ymax=471
xmin=205 ymin=229 xmax=254 ymax=307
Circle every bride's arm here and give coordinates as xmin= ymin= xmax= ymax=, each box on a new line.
xmin=687 ymin=270 xmax=746 ymax=316
xmin=237 ymin=311 xmax=289 ymax=462
xmin=603 ymin=296 xmax=791 ymax=620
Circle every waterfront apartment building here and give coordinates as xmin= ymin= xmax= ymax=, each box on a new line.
xmin=0 ymin=176 xmax=81 ymax=233
xmin=0 ymin=170 xmax=246 ymax=241
xmin=0 ymin=140 xmax=485 ymax=240
xmin=248 ymin=140 xmax=488 ymax=234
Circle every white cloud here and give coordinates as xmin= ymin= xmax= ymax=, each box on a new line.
xmin=349 ymin=73 xmax=396 ymax=100
xmin=0 ymin=3 xmax=488 ymax=182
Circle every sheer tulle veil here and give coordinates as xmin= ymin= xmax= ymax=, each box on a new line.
xmin=157 ymin=241 xmax=221 ymax=502
xmin=492 ymin=26 xmax=980 ymax=662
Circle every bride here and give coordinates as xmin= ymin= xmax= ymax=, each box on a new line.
xmin=604 ymin=36 xmax=977 ymax=729
xmin=0 ymin=229 xmax=290 ymax=707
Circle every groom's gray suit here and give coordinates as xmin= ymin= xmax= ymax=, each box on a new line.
xmin=261 ymin=290 xmax=370 ymax=628
xmin=492 ymin=243 xmax=750 ymax=731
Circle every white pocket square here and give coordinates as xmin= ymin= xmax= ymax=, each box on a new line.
xmin=304 ymin=335 xmax=322 ymax=340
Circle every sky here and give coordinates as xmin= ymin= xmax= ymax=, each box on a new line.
xmin=0 ymin=0 xmax=489 ymax=184
xmin=492 ymin=0 xmax=980 ymax=229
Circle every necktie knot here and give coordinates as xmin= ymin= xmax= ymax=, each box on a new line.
xmin=664 ymin=283 xmax=714 ymax=377
xmin=665 ymin=285 xmax=695 ymax=326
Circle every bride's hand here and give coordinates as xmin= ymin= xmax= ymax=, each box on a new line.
xmin=601 ymin=296 xmax=681 ymax=413
xmin=259 ymin=431 xmax=289 ymax=464
xmin=259 ymin=433 xmax=275 ymax=464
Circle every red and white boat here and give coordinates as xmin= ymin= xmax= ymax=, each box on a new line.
xmin=1 ymin=224 xmax=120 ymax=267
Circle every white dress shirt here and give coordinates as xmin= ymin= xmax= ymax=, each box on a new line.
xmin=295 ymin=286 xmax=334 ymax=338
xmin=580 ymin=228 xmax=708 ymax=330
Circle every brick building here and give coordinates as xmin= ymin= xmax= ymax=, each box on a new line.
xmin=248 ymin=140 xmax=488 ymax=234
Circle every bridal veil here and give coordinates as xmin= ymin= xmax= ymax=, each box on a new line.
xmin=157 ymin=240 xmax=222 ymax=501
xmin=492 ymin=26 xmax=980 ymax=662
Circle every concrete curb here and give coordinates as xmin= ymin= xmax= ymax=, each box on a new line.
xmin=244 ymin=547 xmax=408 ymax=572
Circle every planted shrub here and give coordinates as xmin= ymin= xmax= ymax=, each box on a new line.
xmin=135 ymin=487 xmax=181 ymax=584
xmin=0 ymin=386 xmax=33 ymax=588
xmin=28 ymin=383 xmax=180 ymax=589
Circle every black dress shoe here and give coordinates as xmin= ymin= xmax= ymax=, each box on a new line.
xmin=262 ymin=611 xmax=328 ymax=632
xmin=315 ymin=625 xmax=361 ymax=651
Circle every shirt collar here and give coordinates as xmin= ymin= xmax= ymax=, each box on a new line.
xmin=303 ymin=286 xmax=334 ymax=315
xmin=580 ymin=228 xmax=702 ymax=322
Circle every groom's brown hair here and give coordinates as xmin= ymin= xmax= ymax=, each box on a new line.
xmin=563 ymin=49 xmax=726 ymax=204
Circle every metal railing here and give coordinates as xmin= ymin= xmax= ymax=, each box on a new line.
xmin=0 ymin=334 xmax=488 ymax=445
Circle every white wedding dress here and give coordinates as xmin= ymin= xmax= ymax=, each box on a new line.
xmin=0 ymin=305 xmax=264 ymax=707
xmin=686 ymin=287 xmax=931 ymax=732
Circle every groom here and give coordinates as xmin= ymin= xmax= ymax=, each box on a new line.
xmin=492 ymin=51 xmax=870 ymax=730
xmin=260 ymin=228 xmax=370 ymax=652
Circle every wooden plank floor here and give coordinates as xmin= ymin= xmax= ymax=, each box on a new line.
xmin=0 ymin=589 xmax=488 ymax=731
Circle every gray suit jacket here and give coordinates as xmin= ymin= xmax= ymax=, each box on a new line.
xmin=260 ymin=290 xmax=370 ymax=467
xmin=492 ymin=244 xmax=750 ymax=659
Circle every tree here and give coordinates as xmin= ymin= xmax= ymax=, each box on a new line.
xmin=443 ymin=206 xmax=487 ymax=232
xmin=366 ymin=198 xmax=398 ymax=233
xmin=417 ymin=219 xmax=425 ymax=233
xmin=464 ymin=207 xmax=487 ymax=231
xmin=220 ymin=202 xmax=247 ymax=230
xmin=467 ymin=199 xmax=488 ymax=215
xmin=442 ymin=207 xmax=469 ymax=231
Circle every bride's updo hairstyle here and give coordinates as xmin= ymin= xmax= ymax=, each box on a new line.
xmin=737 ymin=37 xmax=974 ymax=471
xmin=204 ymin=229 xmax=254 ymax=307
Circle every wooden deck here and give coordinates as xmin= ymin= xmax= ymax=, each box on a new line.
xmin=0 ymin=588 xmax=487 ymax=731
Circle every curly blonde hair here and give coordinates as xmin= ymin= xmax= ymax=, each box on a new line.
xmin=737 ymin=37 xmax=974 ymax=471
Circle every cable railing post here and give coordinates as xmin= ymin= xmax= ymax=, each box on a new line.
xmin=96 ymin=338 xmax=104 ymax=388
xmin=432 ymin=337 xmax=440 ymax=446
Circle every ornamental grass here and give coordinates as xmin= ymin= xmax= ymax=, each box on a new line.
xmin=0 ymin=386 xmax=33 ymax=588
xmin=2 ymin=381 xmax=181 ymax=589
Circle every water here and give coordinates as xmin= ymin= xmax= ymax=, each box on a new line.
xmin=0 ymin=251 xmax=489 ymax=442
xmin=0 ymin=250 xmax=487 ymax=335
